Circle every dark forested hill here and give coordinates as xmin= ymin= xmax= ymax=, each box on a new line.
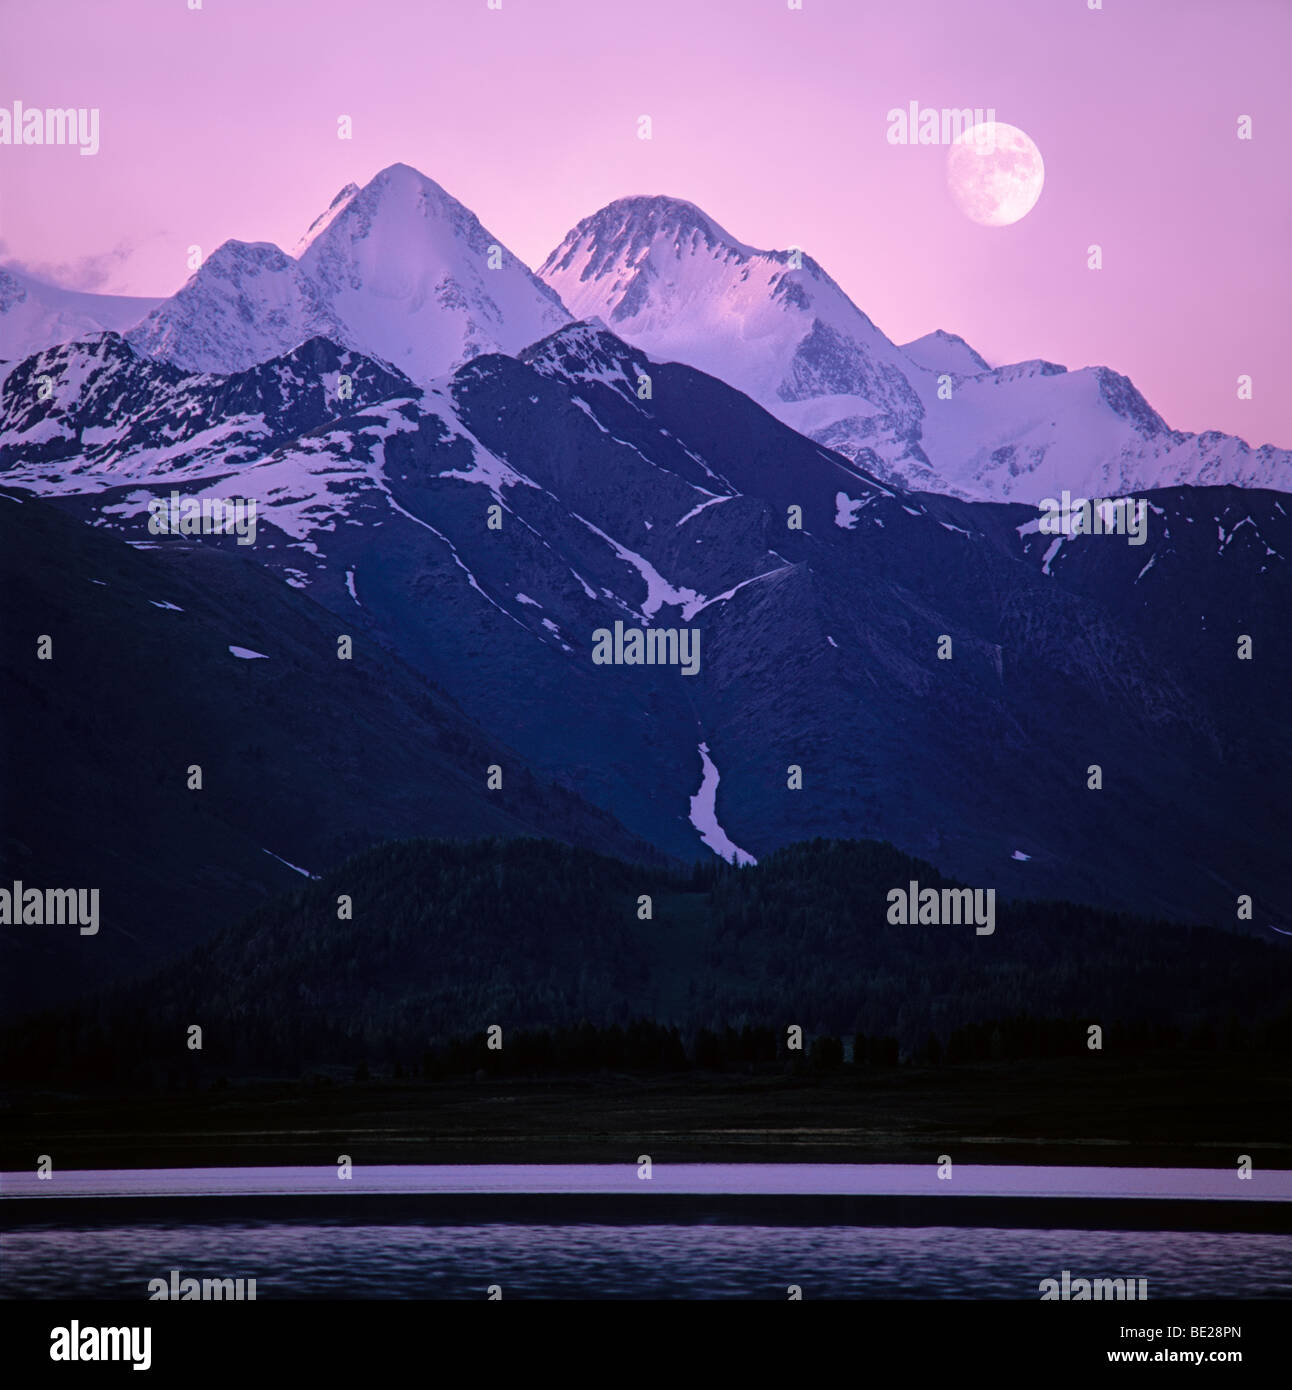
xmin=7 ymin=836 xmax=1290 ymax=1088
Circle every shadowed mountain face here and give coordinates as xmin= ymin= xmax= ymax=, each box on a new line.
xmin=5 ymin=320 xmax=1288 ymax=935
xmin=0 ymin=488 xmax=665 ymax=1014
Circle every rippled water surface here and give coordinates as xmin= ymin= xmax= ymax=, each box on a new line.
xmin=4 ymin=1224 xmax=1290 ymax=1299
xmin=6 ymin=1165 xmax=1288 ymax=1298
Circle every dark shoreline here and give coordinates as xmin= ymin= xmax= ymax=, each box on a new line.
xmin=4 ymin=1054 xmax=1289 ymax=1171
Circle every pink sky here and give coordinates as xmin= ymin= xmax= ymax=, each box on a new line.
xmin=1 ymin=0 xmax=1287 ymax=447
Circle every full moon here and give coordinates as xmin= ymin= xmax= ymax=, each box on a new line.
xmin=946 ymin=122 xmax=1044 ymax=227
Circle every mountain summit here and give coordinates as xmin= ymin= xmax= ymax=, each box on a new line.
xmin=540 ymin=194 xmax=925 ymax=464
xmin=541 ymin=196 xmax=1290 ymax=501
xmin=126 ymin=163 xmax=571 ymax=383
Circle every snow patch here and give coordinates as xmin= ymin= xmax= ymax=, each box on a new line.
xmin=262 ymin=848 xmax=318 ymax=880
xmin=676 ymin=494 xmax=734 ymax=527
xmin=834 ymin=491 xmax=865 ymax=529
xmin=571 ymin=511 xmax=704 ymax=619
xmin=683 ymin=564 xmax=791 ymax=620
xmin=689 ymin=742 xmax=757 ymax=866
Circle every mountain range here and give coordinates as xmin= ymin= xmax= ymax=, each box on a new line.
xmin=2 ymin=162 xmax=1289 ymax=1012
xmin=4 ymin=164 xmax=1287 ymax=501
xmin=540 ymin=194 xmax=1290 ymax=500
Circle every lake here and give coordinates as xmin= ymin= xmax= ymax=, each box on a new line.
xmin=4 ymin=1164 xmax=1289 ymax=1298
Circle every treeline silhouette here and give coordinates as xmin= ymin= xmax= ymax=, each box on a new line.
xmin=4 ymin=836 xmax=1291 ymax=1090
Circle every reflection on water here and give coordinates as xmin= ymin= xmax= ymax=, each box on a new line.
xmin=3 ymin=1224 xmax=1290 ymax=1299
xmin=4 ymin=1162 xmax=1290 ymax=1199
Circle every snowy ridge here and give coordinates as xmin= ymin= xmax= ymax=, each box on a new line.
xmin=0 ymin=265 xmax=163 ymax=371
xmin=8 ymin=164 xmax=1288 ymax=500
xmin=127 ymin=163 xmax=572 ymax=385
xmin=0 ymin=332 xmax=415 ymax=486
xmin=540 ymin=195 xmax=926 ymax=472
xmin=901 ymin=329 xmax=991 ymax=377
xmin=540 ymin=194 xmax=1291 ymax=501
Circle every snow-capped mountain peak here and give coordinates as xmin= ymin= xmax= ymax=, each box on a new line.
xmin=540 ymin=195 xmax=1291 ymax=501
xmin=543 ymin=195 xmax=757 ymax=284
xmin=127 ymin=163 xmax=572 ymax=385
xmin=901 ymin=329 xmax=990 ymax=377
xmin=125 ymin=240 xmax=339 ymax=376
xmin=540 ymin=192 xmax=925 ymax=454
xmin=520 ymin=318 xmax=653 ymax=392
